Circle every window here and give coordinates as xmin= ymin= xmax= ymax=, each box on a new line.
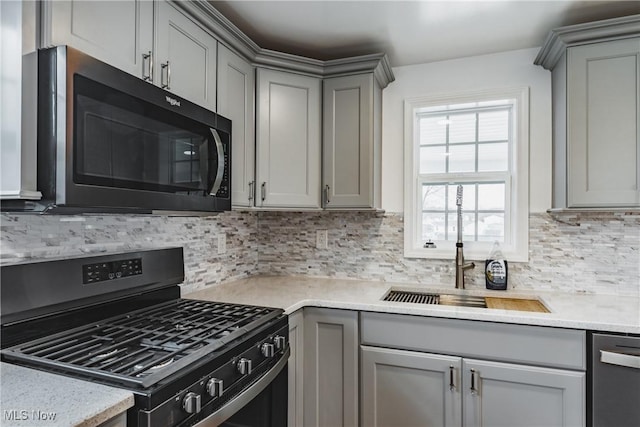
xmin=404 ymin=88 xmax=529 ymax=261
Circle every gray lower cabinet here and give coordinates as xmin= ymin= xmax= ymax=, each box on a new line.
xmin=463 ymin=358 xmax=585 ymax=427
xmin=361 ymin=346 xmax=462 ymax=427
xmin=303 ymin=308 xmax=359 ymax=427
xmin=362 ymin=347 xmax=584 ymax=427
xmin=288 ymin=309 xmax=304 ymax=427
xmin=360 ymin=312 xmax=586 ymax=427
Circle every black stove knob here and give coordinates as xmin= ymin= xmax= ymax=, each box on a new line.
xmin=182 ymin=392 xmax=201 ymax=414
xmin=206 ymin=378 xmax=224 ymax=398
xmin=237 ymin=358 xmax=252 ymax=375
xmin=274 ymin=335 xmax=286 ymax=351
xmin=261 ymin=342 xmax=275 ymax=358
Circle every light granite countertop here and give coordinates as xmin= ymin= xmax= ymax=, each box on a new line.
xmin=0 ymin=363 xmax=134 ymax=427
xmin=186 ymin=275 xmax=640 ymax=334
xmin=1 ymin=275 xmax=636 ymax=427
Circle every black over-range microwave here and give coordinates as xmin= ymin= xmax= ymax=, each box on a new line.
xmin=35 ymin=46 xmax=231 ymax=214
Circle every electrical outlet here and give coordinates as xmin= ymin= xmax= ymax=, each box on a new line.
xmin=316 ymin=230 xmax=328 ymax=249
xmin=218 ymin=233 xmax=227 ymax=255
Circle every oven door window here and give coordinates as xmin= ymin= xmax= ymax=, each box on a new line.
xmin=73 ymin=75 xmax=218 ymax=195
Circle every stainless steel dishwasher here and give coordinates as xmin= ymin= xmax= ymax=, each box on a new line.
xmin=590 ymin=332 xmax=640 ymax=427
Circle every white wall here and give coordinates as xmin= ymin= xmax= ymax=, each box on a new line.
xmin=381 ymin=47 xmax=552 ymax=213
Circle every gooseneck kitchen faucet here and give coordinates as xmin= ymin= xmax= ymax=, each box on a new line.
xmin=455 ymin=185 xmax=475 ymax=289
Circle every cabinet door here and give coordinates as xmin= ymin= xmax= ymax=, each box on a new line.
xmin=288 ymin=310 xmax=304 ymax=427
xmin=323 ymin=74 xmax=380 ymax=208
xmin=303 ymin=308 xmax=358 ymax=427
xmin=567 ymin=38 xmax=640 ymax=207
xmin=256 ymin=69 xmax=321 ymax=208
xmin=155 ymin=1 xmax=217 ymax=112
xmin=361 ymin=346 xmax=462 ymax=427
xmin=463 ymin=359 xmax=585 ymax=427
xmin=218 ymin=45 xmax=255 ymax=207
xmin=42 ymin=0 xmax=153 ymax=78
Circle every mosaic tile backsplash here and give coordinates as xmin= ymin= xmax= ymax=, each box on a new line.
xmin=1 ymin=210 xmax=638 ymax=296
xmin=257 ymin=211 xmax=640 ymax=297
xmin=0 ymin=212 xmax=258 ymax=295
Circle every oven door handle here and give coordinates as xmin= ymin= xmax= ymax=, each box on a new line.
xmin=194 ymin=346 xmax=290 ymax=427
xmin=600 ymin=349 xmax=640 ymax=369
xmin=208 ymin=128 xmax=225 ymax=196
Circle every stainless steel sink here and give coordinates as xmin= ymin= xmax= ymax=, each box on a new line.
xmin=438 ymin=294 xmax=487 ymax=308
xmin=383 ymin=290 xmax=486 ymax=307
xmin=382 ymin=289 xmax=549 ymax=312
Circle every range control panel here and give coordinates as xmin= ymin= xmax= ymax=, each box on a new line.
xmin=82 ymin=258 xmax=142 ymax=284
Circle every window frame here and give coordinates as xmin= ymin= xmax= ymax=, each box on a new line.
xmin=403 ymin=87 xmax=529 ymax=262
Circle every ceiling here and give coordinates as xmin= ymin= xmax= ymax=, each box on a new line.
xmin=209 ymin=1 xmax=640 ymax=67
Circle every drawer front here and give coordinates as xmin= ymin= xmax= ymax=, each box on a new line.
xmin=361 ymin=312 xmax=585 ymax=370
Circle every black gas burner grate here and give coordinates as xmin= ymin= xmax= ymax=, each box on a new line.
xmin=1 ymin=299 xmax=281 ymax=388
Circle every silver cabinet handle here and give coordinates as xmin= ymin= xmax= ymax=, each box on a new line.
xmin=601 ymin=349 xmax=640 ymax=369
xmin=161 ymin=61 xmax=171 ymax=89
xmin=208 ymin=129 xmax=225 ymax=196
xmin=325 ymin=184 xmax=330 ymax=205
xmin=470 ymin=369 xmax=478 ymax=395
xmin=261 ymin=182 xmax=266 ymax=202
xmin=142 ymin=51 xmax=153 ymax=81
xmin=248 ymin=181 xmax=254 ymax=202
xmin=449 ymin=365 xmax=456 ymax=391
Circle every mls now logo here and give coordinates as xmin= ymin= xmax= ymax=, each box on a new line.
xmin=4 ymin=409 xmax=57 ymax=421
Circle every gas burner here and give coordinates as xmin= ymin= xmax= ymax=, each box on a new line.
xmin=88 ymin=348 xmax=121 ymax=364
xmin=134 ymin=358 xmax=174 ymax=377
xmin=140 ymin=338 xmax=186 ymax=352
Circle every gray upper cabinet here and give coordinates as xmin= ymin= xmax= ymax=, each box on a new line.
xmin=155 ymin=1 xmax=217 ymax=112
xmin=20 ymin=1 xmax=395 ymax=211
xmin=536 ymin=16 xmax=640 ymax=208
xmin=256 ymin=68 xmax=322 ymax=209
xmin=43 ymin=0 xmax=217 ymax=112
xmin=566 ymin=38 xmax=640 ymax=207
xmin=42 ymin=0 xmax=154 ymax=78
xmin=322 ymin=73 xmax=382 ymax=209
xmin=217 ymin=44 xmax=255 ymax=207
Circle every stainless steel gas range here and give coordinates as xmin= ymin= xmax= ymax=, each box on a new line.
xmin=0 ymin=247 xmax=289 ymax=427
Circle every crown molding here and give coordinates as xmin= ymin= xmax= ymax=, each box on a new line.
xmin=324 ymin=53 xmax=394 ymax=88
xmin=171 ymin=1 xmax=395 ymax=85
xmin=170 ymin=0 xmax=260 ymax=61
xmin=252 ymin=48 xmax=325 ymax=77
xmin=535 ymin=14 xmax=640 ymax=70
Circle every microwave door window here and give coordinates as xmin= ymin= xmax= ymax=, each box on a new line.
xmin=170 ymin=135 xmax=208 ymax=192
xmin=74 ymin=76 xmax=211 ymax=195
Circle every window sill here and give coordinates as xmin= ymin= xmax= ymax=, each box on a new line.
xmin=404 ymin=246 xmax=528 ymax=262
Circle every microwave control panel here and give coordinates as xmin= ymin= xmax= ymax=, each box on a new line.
xmin=82 ymin=258 xmax=142 ymax=284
